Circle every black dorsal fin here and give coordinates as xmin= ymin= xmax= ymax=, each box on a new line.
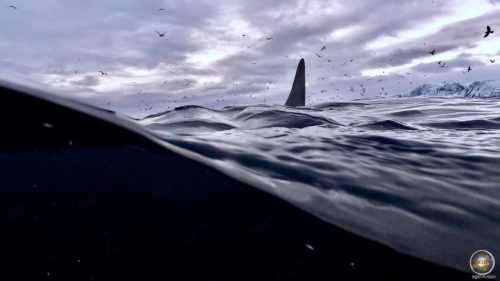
xmin=285 ymin=58 xmax=305 ymax=106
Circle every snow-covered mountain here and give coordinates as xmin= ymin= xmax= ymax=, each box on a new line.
xmin=464 ymin=80 xmax=500 ymax=98
xmin=396 ymin=80 xmax=500 ymax=99
xmin=436 ymin=83 xmax=465 ymax=96
xmin=407 ymin=84 xmax=441 ymax=97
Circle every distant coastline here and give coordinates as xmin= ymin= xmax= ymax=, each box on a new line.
xmin=395 ymin=80 xmax=500 ymax=98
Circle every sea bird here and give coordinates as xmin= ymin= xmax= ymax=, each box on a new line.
xmin=98 ymin=71 xmax=108 ymax=76
xmin=484 ymin=25 xmax=494 ymax=38
xmin=155 ymin=30 xmax=166 ymax=37
xmin=320 ymin=45 xmax=326 ymax=51
xmin=429 ymin=50 xmax=436 ymax=55
xmin=467 ymin=66 xmax=472 ymax=72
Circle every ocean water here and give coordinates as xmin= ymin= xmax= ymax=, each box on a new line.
xmin=138 ymin=96 xmax=500 ymax=273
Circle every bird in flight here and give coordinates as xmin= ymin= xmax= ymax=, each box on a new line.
xmin=8 ymin=5 xmax=16 ymax=9
xmin=158 ymin=8 xmax=166 ymax=11
xmin=429 ymin=50 xmax=436 ymax=55
xmin=98 ymin=71 xmax=108 ymax=76
xmin=315 ymin=53 xmax=322 ymax=58
xmin=265 ymin=37 xmax=273 ymax=40
xmin=467 ymin=66 xmax=472 ymax=72
xmin=439 ymin=62 xmax=446 ymax=68
xmin=320 ymin=45 xmax=326 ymax=51
xmin=155 ymin=30 xmax=166 ymax=37
xmin=490 ymin=59 xmax=496 ymax=63
xmin=242 ymin=34 xmax=247 ymax=37
xmin=484 ymin=25 xmax=494 ymax=38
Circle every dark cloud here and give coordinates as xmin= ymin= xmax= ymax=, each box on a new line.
xmin=364 ymin=11 xmax=500 ymax=68
xmin=411 ymin=57 xmax=484 ymax=74
xmin=0 ymin=0 xmax=499 ymax=115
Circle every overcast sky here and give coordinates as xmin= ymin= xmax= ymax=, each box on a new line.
xmin=1 ymin=0 xmax=499 ymax=116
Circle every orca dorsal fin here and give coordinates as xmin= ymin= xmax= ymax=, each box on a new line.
xmin=285 ymin=58 xmax=305 ymax=106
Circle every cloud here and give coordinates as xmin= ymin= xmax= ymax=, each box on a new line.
xmin=71 ymin=75 xmax=101 ymax=87
xmin=0 ymin=0 xmax=499 ymax=115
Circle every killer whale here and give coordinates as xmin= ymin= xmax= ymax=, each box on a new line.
xmin=0 ymin=80 xmax=467 ymax=280
xmin=285 ymin=58 xmax=306 ymax=106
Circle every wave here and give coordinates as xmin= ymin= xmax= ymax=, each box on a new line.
xmin=422 ymin=119 xmax=500 ymax=130
xmin=140 ymin=96 xmax=500 ymax=273
xmin=357 ymin=120 xmax=418 ymax=130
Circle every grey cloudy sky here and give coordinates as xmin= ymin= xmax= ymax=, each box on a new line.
xmin=1 ymin=0 xmax=499 ymax=116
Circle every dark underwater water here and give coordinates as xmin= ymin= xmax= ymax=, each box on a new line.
xmin=139 ymin=97 xmax=500 ymax=273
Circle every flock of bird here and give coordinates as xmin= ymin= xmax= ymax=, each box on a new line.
xmin=308 ymin=24 xmax=496 ymax=100
xmin=427 ymin=25 xmax=495 ymax=74
xmin=5 ymin=4 xmax=498 ymax=111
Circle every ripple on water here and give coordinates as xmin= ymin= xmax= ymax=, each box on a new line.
xmin=139 ymin=97 xmax=500 ymax=272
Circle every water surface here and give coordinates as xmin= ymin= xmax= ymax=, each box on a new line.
xmin=139 ymin=97 xmax=500 ymax=272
